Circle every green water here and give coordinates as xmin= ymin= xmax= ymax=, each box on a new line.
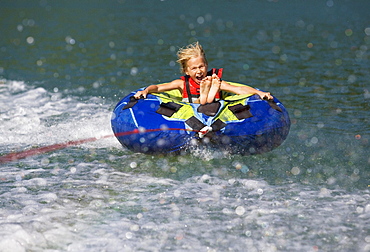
xmin=1 ymin=1 xmax=369 ymax=251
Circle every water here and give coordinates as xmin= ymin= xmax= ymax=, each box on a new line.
xmin=1 ymin=0 xmax=369 ymax=251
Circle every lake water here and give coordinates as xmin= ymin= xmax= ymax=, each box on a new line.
xmin=1 ymin=0 xmax=369 ymax=251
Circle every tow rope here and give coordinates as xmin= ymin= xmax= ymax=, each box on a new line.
xmin=0 ymin=127 xmax=212 ymax=164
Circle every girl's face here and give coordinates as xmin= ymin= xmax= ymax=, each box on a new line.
xmin=185 ymin=56 xmax=208 ymax=84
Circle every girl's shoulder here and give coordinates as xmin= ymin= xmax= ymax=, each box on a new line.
xmin=169 ymin=78 xmax=183 ymax=86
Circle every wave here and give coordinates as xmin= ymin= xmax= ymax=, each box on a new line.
xmin=0 ymin=79 xmax=120 ymax=152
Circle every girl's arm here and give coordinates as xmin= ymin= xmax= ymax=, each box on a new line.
xmin=134 ymin=79 xmax=183 ymax=99
xmin=220 ymin=81 xmax=273 ymax=100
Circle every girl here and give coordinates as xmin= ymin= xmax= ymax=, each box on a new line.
xmin=134 ymin=42 xmax=272 ymax=104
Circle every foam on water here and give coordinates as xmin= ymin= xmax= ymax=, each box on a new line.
xmin=0 ymin=79 xmax=120 ymax=153
xmin=1 ymin=162 xmax=369 ymax=251
xmin=1 ymin=79 xmax=369 ymax=251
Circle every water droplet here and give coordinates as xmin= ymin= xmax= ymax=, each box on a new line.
xmin=345 ymin=29 xmax=353 ymax=37
xmin=174 ymin=190 xmax=181 ymax=197
xmin=197 ymin=16 xmax=205 ymax=24
xmin=326 ymin=0 xmax=334 ymax=7
xmin=26 ymin=37 xmax=35 ymax=45
xmin=365 ymin=27 xmax=370 ymax=36
xmin=235 ymin=206 xmax=245 ymax=215
xmin=310 ymin=137 xmax=318 ymax=144
xmin=291 ymin=166 xmax=300 ymax=175
xmin=272 ymin=45 xmax=280 ymax=54
xmin=130 ymin=67 xmax=138 ymax=76
xmin=130 ymin=162 xmax=137 ymax=168
xmin=126 ymin=232 xmax=133 ymax=239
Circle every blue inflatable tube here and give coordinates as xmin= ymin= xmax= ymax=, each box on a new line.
xmin=111 ymin=82 xmax=290 ymax=155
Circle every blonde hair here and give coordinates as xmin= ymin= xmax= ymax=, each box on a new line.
xmin=176 ymin=42 xmax=208 ymax=73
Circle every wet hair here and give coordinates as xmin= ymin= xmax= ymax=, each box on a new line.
xmin=176 ymin=42 xmax=208 ymax=73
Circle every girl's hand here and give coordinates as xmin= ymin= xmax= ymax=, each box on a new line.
xmin=256 ymin=91 xmax=273 ymax=100
xmin=133 ymin=90 xmax=148 ymax=99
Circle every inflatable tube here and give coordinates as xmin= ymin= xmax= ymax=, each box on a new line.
xmin=111 ymin=82 xmax=290 ymax=155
